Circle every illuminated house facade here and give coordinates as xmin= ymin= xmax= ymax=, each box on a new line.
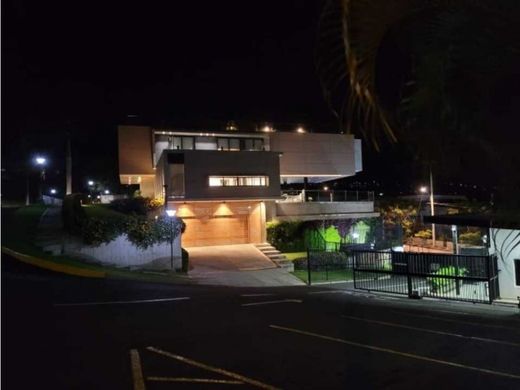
xmin=118 ymin=125 xmax=378 ymax=247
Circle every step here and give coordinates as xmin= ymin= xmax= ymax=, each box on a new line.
xmin=267 ymin=254 xmax=287 ymax=260
xmin=255 ymin=243 xmax=273 ymax=249
xmin=262 ymin=250 xmax=281 ymax=255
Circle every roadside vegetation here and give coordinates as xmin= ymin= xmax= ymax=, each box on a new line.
xmin=1 ymin=203 xmax=191 ymax=284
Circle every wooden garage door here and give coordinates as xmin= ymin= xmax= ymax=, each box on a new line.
xmin=182 ymin=216 xmax=249 ymax=247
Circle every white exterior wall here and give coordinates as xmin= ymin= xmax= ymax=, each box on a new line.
xmin=489 ymin=228 xmax=520 ymax=301
xmin=64 ymin=234 xmax=182 ymax=270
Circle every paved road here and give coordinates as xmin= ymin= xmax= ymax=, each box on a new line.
xmin=3 ymin=256 xmax=520 ymax=389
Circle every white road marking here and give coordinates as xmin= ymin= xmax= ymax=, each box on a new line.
xmin=342 ymin=315 xmax=520 ymax=348
xmin=130 ymin=349 xmax=146 ymax=390
xmin=269 ymin=325 xmax=520 ymax=380
xmin=389 ymin=310 xmax=520 ymax=333
xmin=54 ymin=297 xmax=190 ymax=307
xmin=148 ymin=376 xmax=243 ymax=384
xmin=147 ymin=346 xmax=279 ymax=389
xmin=241 ymin=299 xmax=302 ymax=307
xmin=241 ymin=293 xmax=276 ymax=297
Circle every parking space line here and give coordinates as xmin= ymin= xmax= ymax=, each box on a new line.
xmin=241 ymin=299 xmax=302 ymax=307
xmin=389 ymin=310 xmax=520 ymax=333
xmin=130 ymin=349 xmax=146 ymax=390
xmin=269 ymin=325 xmax=520 ymax=380
xmin=148 ymin=376 xmax=243 ymax=384
xmin=54 ymin=297 xmax=190 ymax=307
xmin=341 ymin=315 xmax=520 ymax=348
xmin=147 ymin=346 xmax=280 ymax=389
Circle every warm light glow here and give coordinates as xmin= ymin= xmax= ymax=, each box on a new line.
xmin=419 ymin=186 xmax=428 ymax=193
xmin=214 ymin=203 xmax=233 ymax=217
xmin=209 ymin=176 xmax=269 ymax=187
xmin=323 ymin=186 xmax=329 ymax=191
xmin=262 ymin=125 xmax=273 ymax=132
xmin=35 ymin=157 xmax=46 ymax=165
xmin=296 ymin=127 xmax=305 ymax=133
xmin=165 ymin=209 xmax=177 ymax=217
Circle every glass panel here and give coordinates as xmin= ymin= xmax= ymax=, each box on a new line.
xmin=209 ymin=177 xmax=222 ymax=187
xmin=182 ymin=137 xmax=194 ymax=150
xmin=229 ymin=139 xmax=240 ymax=151
xmin=244 ymin=139 xmax=254 ymax=150
xmin=217 ymin=138 xmax=229 ymax=150
xmin=208 ymin=176 xmax=268 ymax=187
xmin=253 ymin=139 xmax=264 ymax=150
xmin=173 ymin=136 xmax=182 ymax=150
xmin=195 ymin=136 xmax=217 ymax=150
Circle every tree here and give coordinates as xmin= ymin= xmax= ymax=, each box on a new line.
xmin=316 ymin=0 xmax=520 ymax=207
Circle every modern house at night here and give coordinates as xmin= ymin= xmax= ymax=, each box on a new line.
xmin=118 ymin=125 xmax=378 ymax=247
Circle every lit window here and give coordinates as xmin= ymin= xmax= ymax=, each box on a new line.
xmin=208 ymin=176 xmax=269 ymax=187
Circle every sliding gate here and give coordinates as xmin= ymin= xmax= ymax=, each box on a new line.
xmin=352 ymin=250 xmax=499 ymax=304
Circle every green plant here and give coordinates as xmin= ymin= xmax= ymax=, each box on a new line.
xmin=458 ymin=231 xmax=482 ymax=245
xmin=414 ymin=229 xmax=432 ymax=239
xmin=109 ymin=197 xmax=161 ymax=216
xmin=267 ymin=221 xmax=306 ymax=252
xmin=428 ymin=266 xmax=468 ymax=293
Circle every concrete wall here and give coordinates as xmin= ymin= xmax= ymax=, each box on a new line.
xmin=118 ymin=125 xmax=154 ymax=182
xmin=162 ymin=150 xmax=281 ymax=200
xmin=490 ymin=228 xmax=520 ymax=301
xmin=269 ymin=132 xmax=359 ymax=182
xmin=275 ymin=201 xmax=375 ymax=217
xmin=64 ymin=234 xmax=182 ymax=270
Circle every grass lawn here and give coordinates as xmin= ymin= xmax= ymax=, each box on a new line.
xmin=292 ymin=269 xmax=354 ymax=284
xmin=283 ymin=252 xmax=307 ymax=261
xmin=1 ymin=205 xmax=191 ymax=284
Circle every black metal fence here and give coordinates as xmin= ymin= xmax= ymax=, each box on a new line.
xmin=353 ymin=250 xmax=499 ymax=304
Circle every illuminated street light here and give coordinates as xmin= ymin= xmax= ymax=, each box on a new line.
xmin=165 ymin=209 xmax=177 ymax=270
xmin=104 ymin=189 xmax=110 ymax=194
xmin=35 ymin=157 xmax=47 ymax=165
xmin=419 ymin=186 xmax=428 ymax=193
xmin=88 ymin=180 xmax=94 ymax=186
xmin=262 ymin=125 xmax=273 ymax=132
xmin=50 ymin=189 xmax=57 ymax=195
xmin=323 ymin=186 xmax=329 ymax=191
xmin=296 ymin=127 xmax=305 ymax=133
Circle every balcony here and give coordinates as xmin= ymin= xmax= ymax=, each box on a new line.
xmin=275 ymin=190 xmax=378 ymax=221
xmin=280 ymin=190 xmax=373 ymax=203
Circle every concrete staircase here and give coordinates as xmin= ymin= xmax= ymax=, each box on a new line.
xmin=255 ymin=243 xmax=294 ymax=272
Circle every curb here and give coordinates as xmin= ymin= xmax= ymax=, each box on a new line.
xmin=1 ymin=247 xmax=106 ymax=279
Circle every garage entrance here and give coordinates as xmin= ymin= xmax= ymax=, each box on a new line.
xmin=174 ymin=201 xmax=265 ymax=247
xmin=182 ymin=216 xmax=249 ymax=247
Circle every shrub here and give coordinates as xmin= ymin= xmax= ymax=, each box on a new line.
xmin=428 ymin=266 xmax=468 ymax=292
xmin=62 ymin=193 xmax=87 ymax=234
xmin=458 ymin=231 xmax=482 ymax=245
xmin=414 ymin=229 xmax=432 ymax=239
xmin=81 ymin=217 xmax=123 ymax=246
xmin=181 ymin=248 xmax=189 ymax=273
xmin=267 ymin=221 xmax=306 ymax=252
xmin=109 ymin=197 xmax=161 ymax=216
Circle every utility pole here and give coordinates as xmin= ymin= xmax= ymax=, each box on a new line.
xmin=429 ymin=168 xmax=436 ymax=247
xmin=66 ymin=133 xmax=72 ymax=195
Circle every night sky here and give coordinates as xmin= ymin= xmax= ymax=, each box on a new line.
xmin=3 ymin=0 xmax=516 ymax=201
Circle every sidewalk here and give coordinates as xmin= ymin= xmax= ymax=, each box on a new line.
xmin=35 ymin=206 xmax=64 ymax=255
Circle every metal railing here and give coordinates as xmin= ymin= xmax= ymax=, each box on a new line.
xmin=280 ymin=190 xmax=374 ymax=203
xmin=352 ymin=250 xmax=499 ymax=304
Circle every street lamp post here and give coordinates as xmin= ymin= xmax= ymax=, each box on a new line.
xmin=34 ymin=156 xmax=47 ymax=202
xmin=165 ymin=209 xmax=177 ymax=270
xmin=429 ymin=169 xmax=436 ymax=247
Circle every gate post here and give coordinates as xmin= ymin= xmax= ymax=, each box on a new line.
xmin=307 ymin=249 xmax=311 ymax=286
xmin=406 ymin=252 xmax=413 ymax=298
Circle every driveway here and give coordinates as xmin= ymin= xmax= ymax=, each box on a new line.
xmin=186 ymin=244 xmax=304 ymax=287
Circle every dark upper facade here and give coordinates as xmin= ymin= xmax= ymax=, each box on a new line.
xmin=118 ymin=125 xmax=363 ymax=200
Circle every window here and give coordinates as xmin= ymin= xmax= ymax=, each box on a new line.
xmin=515 ymin=259 xmax=520 ymax=286
xmin=208 ymin=176 xmax=269 ymax=187
xmin=172 ymin=136 xmax=194 ymax=150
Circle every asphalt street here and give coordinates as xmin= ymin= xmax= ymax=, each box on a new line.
xmin=3 ymin=256 xmax=520 ymax=389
